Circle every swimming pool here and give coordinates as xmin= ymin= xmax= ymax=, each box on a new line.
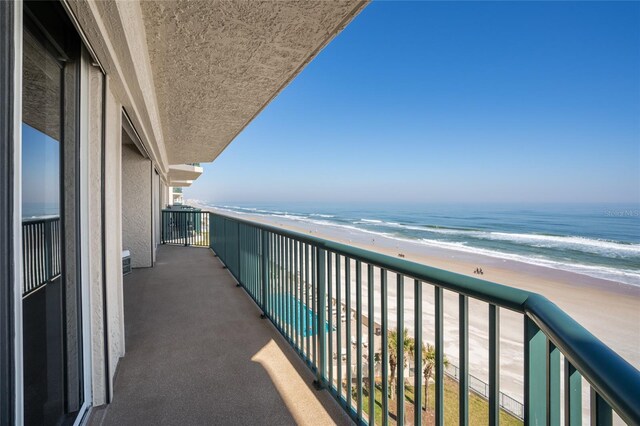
xmin=273 ymin=293 xmax=331 ymax=337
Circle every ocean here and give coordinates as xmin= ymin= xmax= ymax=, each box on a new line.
xmin=202 ymin=202 xmax=640 ymax=287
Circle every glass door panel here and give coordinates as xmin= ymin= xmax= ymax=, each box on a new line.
xmin=22 ymin=2 xmax=83 ymax=425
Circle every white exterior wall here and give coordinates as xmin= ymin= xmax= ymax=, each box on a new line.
xmin=103 ymin=83 xmax=125 ymax=401
xmin=121 ymin=143 xmax=152 ymax=268
xmin=86 ymin=64 xmax=107 ymax=406
xmin=18 ymin=0 xmax=365 ymax=416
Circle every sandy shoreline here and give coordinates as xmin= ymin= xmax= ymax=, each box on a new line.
xmin=194 ymin=203 xmax=640 ymax=410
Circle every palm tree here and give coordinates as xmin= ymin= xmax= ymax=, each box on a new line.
xmin=422 ymin=343 xmax=449 ymax=411
xmin=388 ymin=328 xmax=414 ymax=398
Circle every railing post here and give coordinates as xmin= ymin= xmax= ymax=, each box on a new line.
xmin=183 ymin=212 xmax=188 ymax=246
xmin=237 ymin=222 xmax=242 ymax=285
xmin=44 ymin=219 xmax=52 ymax=283
xmin=548 ymin=341 xmax=561 ymax=426
xmin=564 ymin=359 xmax=582 ymax=426
xmin=459 ymin=295 xmax=469 ymax=426
xmin=315 ymin=247 xmax=326 ymax=389
xmin=525 ymin=316 xmax=546 ymax=425
xmin=396 ymin=274 xmax=404 ymax=425
xmin=489 ymin=304 xmax=500 ymax=426
xmin=161 ymin=211 xmax=165 ymax=244
xmin=435 ymin=286 xmax=444 ymax=426
xmin=260 ymin=230 xmax=269 ymax=318
xmin=591 ymin=389 xmax=613 ymax=426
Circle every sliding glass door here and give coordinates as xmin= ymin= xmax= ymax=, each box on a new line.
xmin=21 ymin=2 xmax=83 ymax=424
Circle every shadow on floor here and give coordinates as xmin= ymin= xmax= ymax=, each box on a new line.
xmin=91 ymin=245 xmax=351 ymax=426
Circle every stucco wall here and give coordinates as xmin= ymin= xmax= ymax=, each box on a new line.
xmin=121 ymin=142 xmax=152 ymax=268
xmin=104 ymin=84 xmax=125 ymax=401
xmin=152 ymin=170 xmax=159 ymax=264
xmin=87 ymin=64 xmax=107 ymax=406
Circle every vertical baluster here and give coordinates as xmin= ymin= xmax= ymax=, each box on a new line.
xmin=305 ymin=243 xmax=311 ymax=360
xmin=284 ymin=236 xmax=288 ymax=336
xmin=547 ymin=341 xmax=560 ymax=426
xmin=368 ymin=265 xmax=375 ymax=425
xmin=317 ymin=248 xmax=327 ymax=387
xmin=435 ymin=286 xmax=444 ymax=426
xmin=459 ymin=295 xmax=469 ymax=426
xmin=489 ymin=304 xmax=500 ymax=426
xmin=24 ymin=224 xmax=28 ymax=293
xmin=21 ymin=225 xmax=26 ymax=294
xmin=525 ymin=317 xmax=546 ymax=425
xmin=396 ymin=273 xmax=404 ymax=425
xmin=414 ymin=279 xmax=422 ymax=426
xmin=34 ymin=224 xmax=38 ymax=289
xmin=312 ymin=247 xmax=317 ymax=367
xmin=44 ymin=220 xmax=51 ymax=282
xmin=185 ymin=213 xmax=189 ymax=245
xmin=590 ymin=389 xmax=612 ymax=426
xmin=279 ymin=235 xmax=284 ymax=328
xmin=381 ymin=269 xmax=388 ymax=426
xmin=294 ymin=240 xmax=299 ymax=351
xmin=356 ymin=260 xmax=363 ymax=420
xmin=273 ymin=235 xmax=278 ymax=322
xmin=328 ymin=252 xmax=334 ymax=388
xmin=33 ymin=223 xmax=39 ymax=286
xmin=346 ymin=258 xmax=352 ymax=410
xmin=564 ymin=359 xmax=582 ymax=426
xmin=261 ymin=230 xmax=268 ymax=315
xmin=270 ymin=233 xmax=275 ymax=317
xmin=289 ymin=238 xmax=293 ymax=341
xmin=336 ymin=255 xmax=342 ymax=399
xmin=238 ymin=224 xmax=243 ymax=284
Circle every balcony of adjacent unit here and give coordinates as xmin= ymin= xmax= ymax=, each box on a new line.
xmin=167 ymin=163 xmax=204 ymax=188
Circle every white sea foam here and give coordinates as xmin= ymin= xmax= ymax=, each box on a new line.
xmin=413 ymin=238 xmax=640 ymax=286
xmin=351 ymin=219 xmax=639 ymax=258
xmin=207 ymin=205 xmax=640 ymax=286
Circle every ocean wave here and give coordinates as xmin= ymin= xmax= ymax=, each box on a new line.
xmin=206 ymin=204 xmax=639 ymax=285
xmin=350 ymin=219 xmax=639 ymax=258
xmin=415 ymin=238 xmax=640 ymax=286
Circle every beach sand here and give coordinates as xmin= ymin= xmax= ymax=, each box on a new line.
xmin=195 ymin=204 xmax=639 ymax=420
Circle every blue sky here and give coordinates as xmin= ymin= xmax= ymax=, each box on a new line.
xmin=22 ymin=124 xmax=60 ymax=216
xmin=186 ymin=1 xmax=640 ymax=205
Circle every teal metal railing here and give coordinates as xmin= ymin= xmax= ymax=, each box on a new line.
xmin=161 ymin=209 xmax=209 ymax=247
xmin=208 ymin=212 xmax=639 ymax=426
xmin=22 ymin=217 xmax=61 ymax=297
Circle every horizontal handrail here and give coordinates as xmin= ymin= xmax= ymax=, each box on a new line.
xmin=525 ymin=294 xmax=640 ymax=424
xmin=209 ymin=211 xmax=640 ymax=425
xmin=22 ymin=216 xmax=59 ymax=224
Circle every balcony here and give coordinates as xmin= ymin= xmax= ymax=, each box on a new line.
xmin=144 ymin=209 xmax=640 ymax=426
xmin=167 ymin=163 xmax=204 ymax=188
xmin=89 ymin=244 xmax=351 ymax=425
xmin=20 ymin=211 xmax=640 ymax=425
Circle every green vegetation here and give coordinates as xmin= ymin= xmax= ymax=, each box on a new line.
xmin=355 ymin=376 xmax=523 ymax=426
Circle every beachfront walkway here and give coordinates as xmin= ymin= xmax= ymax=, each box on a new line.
xmin=89 ymin=245 xmax=352 ymax=426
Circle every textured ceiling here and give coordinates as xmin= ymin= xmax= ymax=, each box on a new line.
xmin=141 ymin=0 xmax=367 ymax=164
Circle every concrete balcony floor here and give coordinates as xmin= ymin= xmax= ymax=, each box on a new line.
xmin=90 ymin=245 xmax=351 ymax=426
